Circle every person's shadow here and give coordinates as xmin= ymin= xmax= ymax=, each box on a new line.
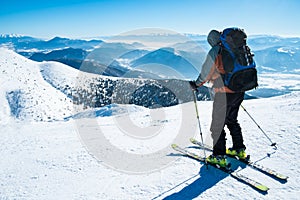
xmin=162 ymin=163 xmax=230 ymax=200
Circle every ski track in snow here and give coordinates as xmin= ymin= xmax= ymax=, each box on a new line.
xmin=0 ymin=48 xmax=300 ymax=199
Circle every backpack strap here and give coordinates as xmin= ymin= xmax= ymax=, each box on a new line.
xmin=214 ymin=86 xmax=234 ymax=93
xmin=215 ymin=52 xmax=225 ymax=74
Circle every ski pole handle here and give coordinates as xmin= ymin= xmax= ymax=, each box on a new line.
xmin=189 ymin=81 xmax=206 ymax=91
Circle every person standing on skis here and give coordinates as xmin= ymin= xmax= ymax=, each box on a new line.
xmin=189 ymin=29 xmax=247 ymax=168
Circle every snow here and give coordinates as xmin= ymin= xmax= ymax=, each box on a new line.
xmin=1 ymin=48 xmax=300 ymax=199
xmin=257 ymin=73 xmax=300 ymax=90
xmin=0 ymin=48 xmax=75 ymax=122
xmin=0 ymin=34 xmax=24 ymax=38
xmin=277 ymin=47 xmax=295 ymax=54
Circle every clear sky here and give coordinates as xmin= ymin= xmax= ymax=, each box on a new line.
xmin=1 ymin=0 xmax=299 ymax=39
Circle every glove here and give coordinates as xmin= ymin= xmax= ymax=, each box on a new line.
xmin=189 ymin=81 xmax=198 ymax=91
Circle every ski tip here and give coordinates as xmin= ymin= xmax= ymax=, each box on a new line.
xmin=190 ymin=138 xmax=196 ymax=143
xmin=256 ymin=184 xmax=269 ymax=192
xmin=171 ymin=144 xmax=178 ymax=148
xmin=278 ymin=174 xmax=289 ymax=180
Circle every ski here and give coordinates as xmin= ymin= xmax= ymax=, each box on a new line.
xmin=171 ymin=144 xmax=269 ymax=192
xmin=190 ymin=138 xmax=288 ymax=181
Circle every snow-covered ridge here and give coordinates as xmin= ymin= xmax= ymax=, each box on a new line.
xmin=0 ymin=48 xmax=205 ymax=123
xmin=0 ymin=48 xmax=131 ymax=122
xmin=0 ymin=34 xmax=24 ymax=38
xmin=0 ymin=48 xmax=75 ymax=122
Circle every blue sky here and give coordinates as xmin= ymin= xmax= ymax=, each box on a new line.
xmin=1 ymin=0 xmax=299 ymax=38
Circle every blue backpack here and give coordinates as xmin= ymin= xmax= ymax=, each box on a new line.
xmin=220 ymin=28 xmax=258 ymax=92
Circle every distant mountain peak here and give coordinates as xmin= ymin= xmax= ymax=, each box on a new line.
xmin=47 ymin=36 xmax=70 ymax=42
xmin=0 ymin=34 xmax=24 ymax=38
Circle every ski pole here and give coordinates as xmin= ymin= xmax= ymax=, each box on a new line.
xmin=192 ymin=90 xmax=208 ymax=168
xmin=240 ymin=104 xmax=277 ymax=150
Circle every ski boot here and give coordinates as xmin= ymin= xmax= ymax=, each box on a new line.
xmin=206 ymin=154 xmax=230 ymax=169
xmin=226 ymin=148 xmax=249 ymax=161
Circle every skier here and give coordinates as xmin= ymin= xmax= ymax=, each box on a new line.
xmin=189 ymin=30 xmax=247 ymax=168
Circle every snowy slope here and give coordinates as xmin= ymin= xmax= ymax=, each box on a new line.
xmin=0 ymin=48 xmax=119 ymax=122
xmin=0 ymin=48 xmax=299 ymax=199
xmin=0 ymin=92 xmax=299 ymax=199
xmin=0 ymin=48 xmax=75 ymax=122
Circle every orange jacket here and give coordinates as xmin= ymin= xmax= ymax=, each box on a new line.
xmin=204 ymin=54 xmax=235 ymax=93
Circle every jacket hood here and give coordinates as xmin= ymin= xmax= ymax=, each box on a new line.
xmin=207 ymin=30 xmax=221 ymax=47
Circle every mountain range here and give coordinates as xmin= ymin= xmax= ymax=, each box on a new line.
xmin=0 ymin=34 xmax=103 ymax=57
xmin=1 ymin=33 xmax=299 ymax=100
xmin=1 ymin=34 xmax=299 ymax=77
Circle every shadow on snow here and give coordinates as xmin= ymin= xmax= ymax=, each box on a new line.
xmin=153 ymin=151 xmax=270 ymax=200
xmin=162 ymin=164 xmax=229 ymax=200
